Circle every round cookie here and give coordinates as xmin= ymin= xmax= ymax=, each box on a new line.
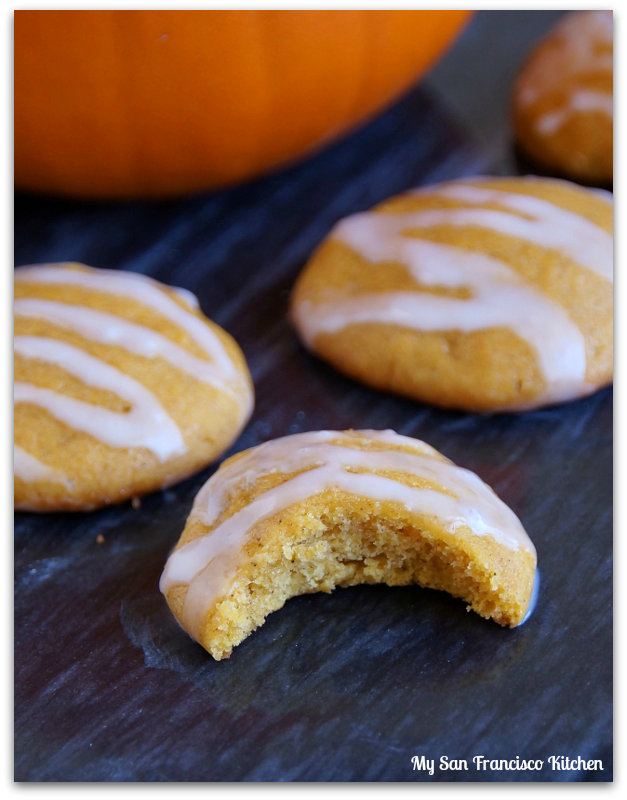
xmin=290 ymin=176 xmax=613 ymax=413
xmin=512 ymin=11 xmax=613 ymax=185
xmin=14 ymin=263 xmax=254 ymax=512
xmin=160 ymin=429 xmax=538 ymax=660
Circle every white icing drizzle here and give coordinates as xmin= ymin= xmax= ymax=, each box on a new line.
xmin=171 ymin=285 xmax=200 ymax=309
xmin=410 ymin=182 xmax=613 ymax=282
xmin=518 ymin=11 xmax=612 ymax=137
xmin=589 ymin=187 xmax=614 ymax=204
xmin=160 ymin=430 xmax=535 ymax=640
xmin=14 ymin=298 xmax=233 ymax=395
xmin=14 ymin=264 xmax=245 ymax=389
xmin=192 ymin=428 xmax=441 ymax=528
xmin=536 ymin=90 xmax=613 ymax=136
xmin=15 ymin=336 xmax=186 ymax=461
xmin=14 ymin=444 xmax=70 ymax=486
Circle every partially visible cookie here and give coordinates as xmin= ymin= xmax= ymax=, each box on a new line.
xmin=14 ymin=263 xmax=254 ymax=511
xmin=513 ymin=11 xmax=613 ymax=185
xmin=160 ymin=429 xmax=538 ymax=660
xmin=290 ymin=176 xmax=613 ymax=413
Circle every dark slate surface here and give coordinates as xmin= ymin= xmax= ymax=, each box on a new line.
xmin=14 ymin=11 xmax=612 ymax=782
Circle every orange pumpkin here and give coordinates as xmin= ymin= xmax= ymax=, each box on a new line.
xmin=14 ymin=10 xmax=472 ymax=200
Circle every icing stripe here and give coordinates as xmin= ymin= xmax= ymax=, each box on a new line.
xmin=536 ymin=90 xmax=613 ymax=136
xmin=295 ymin=232 xmax=589 ymax=406
xmin=589 ymin=187 xmax=613 ymax=204
xmin=15 ymin=336 xmax=186 ymax=461
xmin=411 ymin=182 xmax=613 ymax=282
xmin=14 ymin=265 xmax=242 ymax=383
xmin=14 ymin=444 xmax=70 ymax=486
xmin=160 ymin=430 xmax=534 ymax=640
xmin=191 ymin=428 xmax=442 ymax=530
xmin=516 ymin=10 xmax=613 ymax=150
xmin=14 ymin=298 xmax=233 ymax=396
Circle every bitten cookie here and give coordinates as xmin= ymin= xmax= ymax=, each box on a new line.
xmin=160 ymin=429 xmax=537 ymax=660
xmin=14 ymin=263 xmax=254 ymax=512
xmin=290 ymin=176 xmax=613 ymax=412
xmin=512 ymin=11 xmax=613 ymax=185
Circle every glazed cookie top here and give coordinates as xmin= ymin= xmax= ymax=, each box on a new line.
xmin=290 ymin=177 xmax=613 ymax=411
xmin=513 ymin=11 xmax=613 ymax=181
xmin=14 ymin=263 xmax=254 ymax=505
xmin=160 ymin=429 xmax=536 ymax=642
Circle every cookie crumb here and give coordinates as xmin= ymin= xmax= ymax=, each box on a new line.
xmin=132 ymin=497 xmax=142 ymax=510
xmin=96 ymin=534 xmax=105 ymax=544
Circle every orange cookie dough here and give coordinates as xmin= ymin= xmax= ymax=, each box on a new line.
xmin=513 ymin=11 xmax=613 ymax=185
xmin=160 ymin=429 xmax=538 ymax=660
xmin=14 ymin=263 xmax=254 ymax=512
xmin=290 ymin=176 xmax=613 ymax=413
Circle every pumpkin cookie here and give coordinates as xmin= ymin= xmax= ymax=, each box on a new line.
xmin=513 ymin=11 xmax=613 ymax=185
xmin=160 ymin=429 xmax=537 ymax=660
xmin=290 ymin=176 xmax=613 ymax=412
xmin=14 ymin=263 xmax=254 ymax=511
